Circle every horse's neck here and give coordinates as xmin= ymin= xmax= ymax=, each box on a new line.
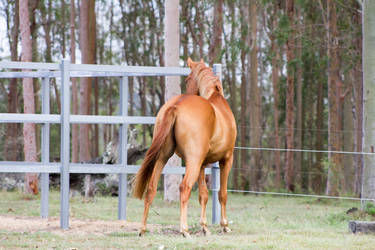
xmin=194 ymin=67 xmax=221 ymax=99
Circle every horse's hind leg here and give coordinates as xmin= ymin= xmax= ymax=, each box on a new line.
xmin=198 ymin=167 xmax=210 ymax=236
xmin=139 ymin=159 xmax=164 ymax=236
xmin=219 ymin=153 xmax=233 ymax=233
xmin=179 ymin=160 xmax=202 ymax=237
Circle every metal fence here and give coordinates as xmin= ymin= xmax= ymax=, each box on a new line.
xmin=0 ymin=59 xmax=222 ymax=229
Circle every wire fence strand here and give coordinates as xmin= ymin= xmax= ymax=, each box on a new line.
xmin=234 ymin=146 xmax=375 ymax=155
xmin=212 ymin=189 xmax=375 ymax=202
xmin=223 ymin=142 xmax=375 ymax=203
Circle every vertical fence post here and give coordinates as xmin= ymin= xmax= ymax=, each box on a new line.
xmin=118 ymin=76 xmax=128 ymax=220
xmin=41 ymin=77 xmax=50 ymax=218
xmin=212 ymin=64 xmax=222 ymax=224
xmin=361 ymin=0 xmax=375 ymax=208
xmin=60 ymin=59 xmax=71 ymax=229
xmin=211 ymin=162 xmax=221 ymax=224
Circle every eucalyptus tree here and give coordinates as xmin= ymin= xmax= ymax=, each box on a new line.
xmin=248 ymin=0 xmax=262 ymax=191
xmin=20 ymin=0 xmax=39 ymax=194
xmin=79 ymin=0 xmax=96 ymax=198
xmin=326 ymin=0 xmax=344 ymax=196
xmin=164 ymin=0 xmax=181 ymax=202
xmin=285 ymin=0 xmax=295 ymax=192
xmin=3 ymin=0 xmax=20 ymax=162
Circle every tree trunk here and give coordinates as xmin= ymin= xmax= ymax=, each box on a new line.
xmin=239 ymin=1 xmax=249 ymax=190
xmin=4 ymin=0 xmax=20 ymax=161
xmin=248 ymin=0 xmax=261 ymax=191
xmin=227 ymin=1 xmax=239 ymax=190
xmin=206 ymin=0 xmax=224 ymax=187
xmin=343 ymin=71 xmax=354 ymax=194
xmin=140 ymin=78 xmax=147 ymax=146
xmin=196 ymin=2 xmax=204 ymax=59
xmin=29 ymin=0 xmax=40 ymax=162
xmin=20 ymin=0 xmax=38 ymax=195
xmin=181 ymin=0 xmax=189 ymax=62
xmin=295 ymin=7 xmax=303 ymax=189
xmin=285 ymin=0 xmax=295 ymax=192
xmin=93 ymin=78 xmax=99 ymax=158
xmin=326 ymin=0 xmax=343 ymax=196
xmin=40 ymin=0 xmax=52 ymax=62
xmin=270 ymin=13 xmax=281 ymax=189
xmin=61 ymin=0 xmax=66 ymax=58
xmin=361 ymin=0 xmax=375 ymax=205
xmin=353 ymin=1 xmax=363 ymax=197
xmin=157 ymin=0 xmax=165 ymax=107
xmin=304 ymin=75 xmax=314 ymax=192
xmin=70 ymin=0 xmax=79 ymax=163
xmin=164 ymin=0 xmax=181 ymax=202
xmin=313 ymin=70 xmax=325 ymax=194
xmin=40 ymin=0 xmax=61 ymax=116
xmin=208 ymin=0 xmax=223 ymax=65
xmin=29 ymin=0 xmax=39 ymax=62
xmin=79 ymin=0 xmax=96 ymax=198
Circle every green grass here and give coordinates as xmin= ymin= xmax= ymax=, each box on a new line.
xmin=1 ymin=190 xmax=375 ymax=249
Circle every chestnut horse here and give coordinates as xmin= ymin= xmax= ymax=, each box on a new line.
xmin=133 ymin=58 xmax=237 ymax=237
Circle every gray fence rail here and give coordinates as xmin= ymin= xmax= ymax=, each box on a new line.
xmin=0 ymin=59 xmax=221 ymax=229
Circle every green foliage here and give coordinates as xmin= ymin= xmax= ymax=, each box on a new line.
xmin=295 ymin=0 xmax=308 ymax=7
xmin=276 ymin=14 xmax=290 ymax=45
xmin=321 ymin=156 xmax=333 ymax=174
xmin=326 ymin=212 xmax=347 ymax=226
xmin=365 ymin=202 xmax=375 ymax=216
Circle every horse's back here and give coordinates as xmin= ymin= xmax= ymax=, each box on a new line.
xmin=157 ymin=94 xmax=213 ymax=120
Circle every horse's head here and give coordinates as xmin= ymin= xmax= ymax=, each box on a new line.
xmin=186 ymin=57 xmax=224 ymax=98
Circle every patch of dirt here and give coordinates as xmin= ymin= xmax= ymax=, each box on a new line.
xmin=0 ymin=215 xmax=163 ymax=236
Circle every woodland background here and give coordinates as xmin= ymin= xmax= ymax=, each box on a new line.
xmin=0 ymin=0 xmax=364 ymax=197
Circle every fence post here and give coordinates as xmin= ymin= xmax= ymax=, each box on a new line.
xmin=40 ymin=76 xmax=50 ymax=218
xmin=118 ymin=76 xmax=128 ymax=220
xmin=60 ymin=59 xmax=71 ymax=229
xmin=212 ymin=63 xmax=222 ymax=224
xmin=361 ymin=0 xmax=375 ymax=208
xmin=211 ymin=162 xmax=220 ymax=224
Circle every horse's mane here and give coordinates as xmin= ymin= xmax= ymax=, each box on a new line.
xmin=186 ymin=63 xmax=223 ymax=96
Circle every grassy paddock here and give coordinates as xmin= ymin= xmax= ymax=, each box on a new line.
xmin=0 ymin=189 xmax=374 ymax=249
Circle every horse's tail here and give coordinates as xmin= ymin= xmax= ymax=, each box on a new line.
xmin=132 ymin=106 xmax=177 ymax=199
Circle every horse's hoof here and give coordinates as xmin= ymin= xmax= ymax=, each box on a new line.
xmin=139 ymin=229 xmax=146 ymax=237
xmin=181 ymin=231 xmax=191 ymax=238
xmin=222 ymin=226 xmax=231 ymax=233
xmin=202 ymin=227 xmax=211 ymax=236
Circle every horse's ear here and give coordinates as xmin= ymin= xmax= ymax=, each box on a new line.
xmin=187 ymin=57 xmax=193 ymax=68
xmin=215 ymin=84 xmax=223 ymax=94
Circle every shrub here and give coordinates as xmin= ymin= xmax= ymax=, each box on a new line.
xmin=365 ymin=202 xmax=375 ymax=216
